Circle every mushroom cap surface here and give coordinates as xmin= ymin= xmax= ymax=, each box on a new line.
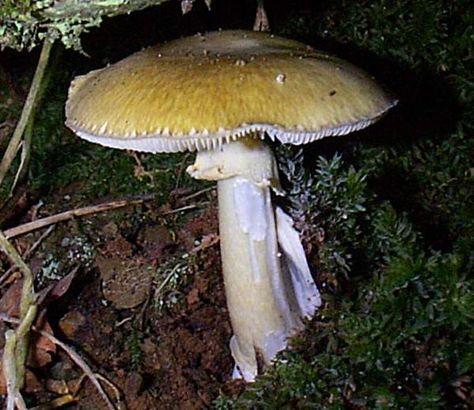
xmin=66 ymin=30 xmax=396 ymax=152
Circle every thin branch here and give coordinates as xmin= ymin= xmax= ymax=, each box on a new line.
xmin=155 ymin=263 xmax=182 ymax=296
xmin=3 ymin=330 xmax=18 ymax=410
xmin=14 ymin=305 xmax=38 ymax=391
xmin=0 ymin=231 xmax=36 ymax=317
xmin=29 ymin=394 xmax=76 ymax=410
xmin=0 ymin=40 xmax=53 ymax=186
xmin=0 ymin=230 xmax=38 ymax=406
xmin=9 ymin=139 xmax=27 ymax=196
xmin=10 ymin=96 xmax=36 ymax=195
xmin=161 ymin=204 xmax=198 ymax=216
xmin=39 ymin=331 xmax=119 ymax=410
xmin=15 ymin=394 xmax=27 ymax=410
xmin=174 ymin=152 xmax=191 ymax=190
xmin=94 ymin=374 xmax=123 ymax=409
xmin=0 ymin=225 xmax=55 ymax=287
xmin=0 ymin=231 xmax=33 ymax=280
xmin=3 ymin=194 xmax=155 ymax=239
xmin=2 ymin=185 xmax=214 ymax=240
xmin=0 ymin=121 xmax=15 ymax=130
xmin=179 ymin=186 xmax=215 ymax=202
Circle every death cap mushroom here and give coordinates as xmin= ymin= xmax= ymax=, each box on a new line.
xmin=65 ymin=29 xmax=397 ymax=382
xmin=66 ymin=30 xmax=396 ymax=153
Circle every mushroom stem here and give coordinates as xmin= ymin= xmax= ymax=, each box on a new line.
xmin=218 ymin=175 xmax=296 ymax=380
xmin=187 ymin=138 xmax=321 ymax=381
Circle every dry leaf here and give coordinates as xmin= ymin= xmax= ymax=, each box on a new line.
xmin=0 ymin=279 xmax=22 ymax=317
xmin=59 ymin=310 xmax=86 ymax=338
xmin=37 ymin=267 xmax=79 ymax=306
xmin=28 ymin=315 xmax=56 ymax=368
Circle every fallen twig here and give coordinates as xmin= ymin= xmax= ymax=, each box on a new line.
xmin=20 ymin=223 xmax=54 ymax=259
xmin=3 ymin=194 xmax=155 ymax=239
xmin=29 ymin=394 xmax=76 ymax=410
xmin=0 ymin=225 xmax=55 ymax=287
xmin=10 ymin=112 xmax=34 ymax=195
xmin=0 ymin=231 xmax=36 ymax=321
xmin=0 ymin=313 xmax=120 ymax=410
xmin=174 ymin=152 xmax=191 ymax=189
xmin=0 ymin=120 xmax=15 ymax=131
xmin=179 ymin=186 xmax=215 ymax=202
xmin=3 ymin=330 xmax=18 ymax=410
xmin=161 ymin=204 xmax=198 ymax=216
xmin=0 ymin=40 xmax=53 ymax=186
xmin=0 ymin=231 xmax=38 ymax=409
xmin=155 ymin=263 xmax=182 ymax=297
xmin=13 ymin=305 xmax=38 ymax=392
xmin=2 ymin=185 xmax=214 ymax=239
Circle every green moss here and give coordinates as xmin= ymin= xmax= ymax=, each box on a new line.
xmin=126 ymin=328 xmax=144 ymax=371
xmin=217 ymin=1 xmax=473 ymax=408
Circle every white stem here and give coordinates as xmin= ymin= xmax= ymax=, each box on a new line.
xmin=218 ymin=176 xmax=299 ymax=380
xmin=187 ymin=138 xmax=321 ymax=381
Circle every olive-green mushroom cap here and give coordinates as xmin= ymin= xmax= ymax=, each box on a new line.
xmin=65 ymin=30 xmax=396 ymax=153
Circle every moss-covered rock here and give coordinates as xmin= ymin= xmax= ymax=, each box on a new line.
xmin=0 ymin=0 xmax=172 ymax=50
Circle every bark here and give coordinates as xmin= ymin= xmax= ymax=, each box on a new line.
xmin=0 ymin=0 xmax=173 ymax=50
xmin=41 ymin=0 xmax=171 ymax=20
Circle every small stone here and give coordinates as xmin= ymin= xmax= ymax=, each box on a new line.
xmin=187 ymin=287 xmax=200 ymax=306
xmin=125 ymin=372 xmax=144 ymax=397
xmin=101 ymin=222 xmax=119 ymax=238
xmin=24 ymin=370 xmax=43 ymax=393
xmin=49 ymin=361 xmax=76 ymax=381
xmin=46 ymin=379 xmax=69 ymax=395
xmin=59 ymin=311 xmax=86 ymax=338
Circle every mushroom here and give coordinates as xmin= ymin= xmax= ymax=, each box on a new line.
xmin=65 ymin=30 xmax=396 ymax=381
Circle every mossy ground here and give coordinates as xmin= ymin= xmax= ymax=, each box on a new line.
xmin=217 ymin=1 xmax=473 ymax=408
xmin=0 ymin=0 xmax=473 ymax=409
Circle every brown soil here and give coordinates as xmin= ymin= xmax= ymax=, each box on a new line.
xmin=0 ymin=198 xmax=244 ymax=409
